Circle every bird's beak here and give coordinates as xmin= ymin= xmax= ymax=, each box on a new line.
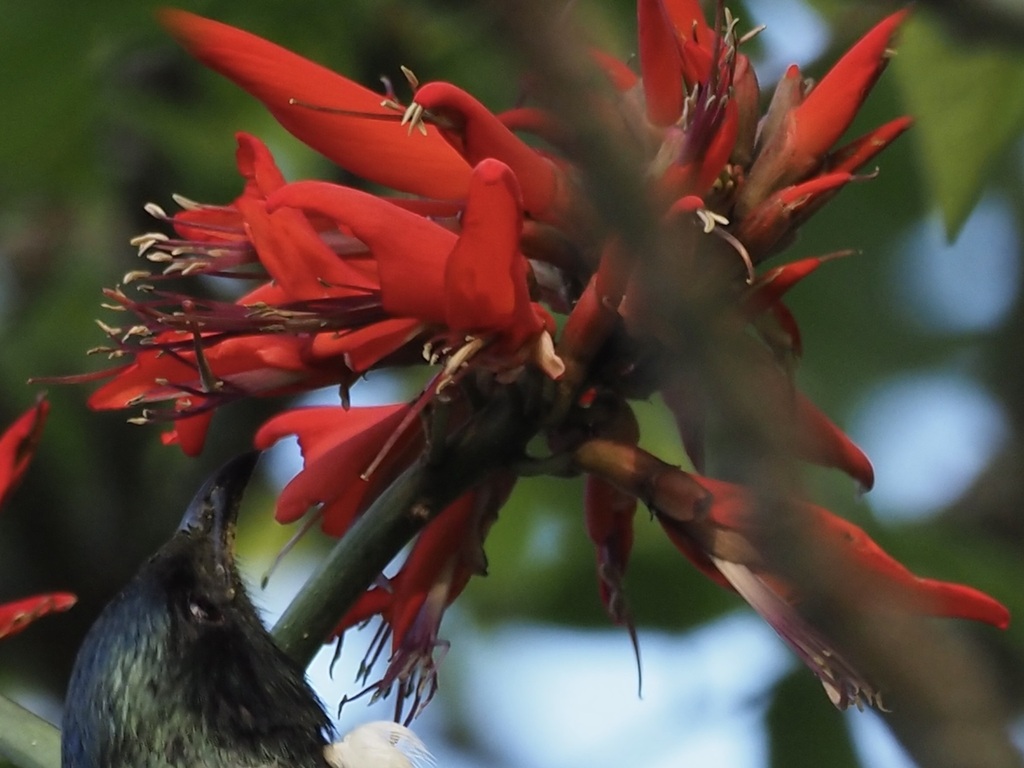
xmin=178 ymin=451 xmax=261 ymax=569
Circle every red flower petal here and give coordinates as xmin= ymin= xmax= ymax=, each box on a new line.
xmin=308 ymin=318 xmax=424 ymax=373
xmin=637 ymin=0 xmax=685 ymax=126
xmin=660 ymin=0 xmax=713 ymax=50
xmin=267 ymin=181 xmax=454 ymax=325
xmin=411 ymin=82 xmax=572 ymax=224
xmin=736 ymin=171 xmax=855 ymax=258
xmin=0 ymin=593 xmax=76 ymax=641
xmin=793 ymin=10 xmax=908 ymax=161
xmin=585 ymin=474 xmax=637 ymax=624
xmin=159 ymin=9 xmax=470 ymax=199
xmin=444 ymin=159 xmax=540 ymax=342
xmin=827 ymin=115 xmax=913 ymax=175
xmin=385 ymin=473 xmax=514 ymax=646
xmin=229 ymin=133 xmax=373 ymax=300
xmin=589 ymin=49 xmax=639 ymax=91
xmin=160 ymin=410 xmax=214 ymax=457
xmin=743 ymin=254 xmax=836 ymax=318
xmin=694 ymin=476 xmax=1009 ymax=629
xmin=89 ymin=334 xmax=323 ymax=410
xmin=255 ymin=404 xmax=418 ymax=535
xmin=0 ymin=398 xmax=48 ymax=509
xmin=794 ymin=393 xmax=875 ymax=492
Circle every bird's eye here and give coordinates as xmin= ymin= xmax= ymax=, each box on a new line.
xmin=187 ymin=596 xmax=222 ymax=624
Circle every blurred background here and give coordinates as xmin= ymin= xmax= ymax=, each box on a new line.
xmin=1 ymin=0 xmax=1023 ymax=765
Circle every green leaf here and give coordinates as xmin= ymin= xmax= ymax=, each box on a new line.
xmin=892 ymin=12 xmax=1024 ymax=238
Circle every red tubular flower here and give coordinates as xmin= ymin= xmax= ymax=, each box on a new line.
xmin=637 ymin=0 xmax=686 ymax=127
xmin=88 ymin=330 xmax=356 ymax=456
xmin=742 ymin=255 xmax=831 ymax=319
xmin=641 ymin=0 xmax=717 ymax=93
xmin=827 ymin=115 xmax=914 ymax=175
xmin=579 ymin=395 xmax=643 ymax=661
xmin=0 ymin=398 xmax=48 ymax=509
xmin=657 ymin=330 xmax=875 ymax=490
xmin=0 ymin=400 xmax=76 ymax=640
xmin=0 ymin=594 xmax=78 ymax=641
xmin=406 ymin=82 xmax=576 ymax=226
xmin=255 ymin=404 xmax=422 ymax=536
xmin=230 ymin=134 xmax=380 ymax=301
xmin=335 ymin=474 xmax=515 ymax=724
xmin=735 ymin=171 xmax=858 ymax=260
xmin=792 ymin=11 xmax=909 ymax=162
xmin=161 ymin=132 xmax=381 ymax=298
xmin=84 ymin=132 xmax=437 ymax=454
xmin=738 ymin=11 xmax=908 ymax=214
xmin=585 ymin=474 xmax=638 ymax=629
xmin=658 ymin=475 xmax=1009 ymax=709
xmin=159 ymin=10 xmax=471 ymax=199
xmin=267 ymin=160 xmax=563 ymax=377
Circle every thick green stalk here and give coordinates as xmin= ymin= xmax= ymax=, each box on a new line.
xmin=270 ymin=462 xmax=427 ymax=666
xmin=0 ymin=695 xmax=60 ymax=768
xmin=272 ymin=374 xmax=548 ymax=668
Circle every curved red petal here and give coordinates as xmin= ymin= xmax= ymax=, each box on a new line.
xmin=793 ymin=10 xmax=908 ymax=160
xmin=255 ymin=404 xmax=412 ymax=531
xmin=694 ymin=475 xmax=1009 ymax=630
xmin=89 ymin=354 xmax=196 ymax=409
xmin=0 ymin=592 xmax=76 ymax=640
xmin=637 ymin=0 xmax=685 ymax=126
xmin=159 ymin=9 xmax=470 ymax=198
xmin=827 ymin=115 xmax=913 ymax=175
xmin=743 ymin=254 xmax=833 ymax=318
xmin=794 ymin=393 xmax=875 ymax=491
xmin=0 ymin=398 xmax=48 ymax=509
xmin=309 ymin=318 xmax=423 ymax=373
xmin=444 ymin=159 xmax=523 ymax=332
xmin=412 ymin=82 xmax=569 ymax=223
xmin=268 ymin=181 xmax=453 ymax=324
xmin=811 ymin=503 xmax=1009 ymax=629
xmin=917 ymin=579 xmax=1010 ymax=630
xmin=589 ymin=49 xmax=639 ymax=92
xmin=661 ymin=0 xmax=712 ymax=48
xmin=161 ymin=410 xmax=214 ymax=457
xmin=585 ymin=474 xmax=638 ymax=623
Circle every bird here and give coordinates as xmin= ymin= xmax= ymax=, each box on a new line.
xmin=61 ymin=451 xmax=431 ymax=768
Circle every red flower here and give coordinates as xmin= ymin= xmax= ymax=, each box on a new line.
xmin=736 ymin=10 xmax=909 ymax=217
xmin=255 ymin=404 xmax=423 ymax=537
xmin=399 ymin=82 xmax=577 ymax=226
xmin=0 ymin=399 xmax=76 ymax=640
xmin=656 ymin=475 xmax=1009 ymax=709
xmin=88 ymin=322 xmax=362 ymax=456
xmin=334 ymin=474 xmax=515 ymax=724
xmin=85 ymin=132 xmax=426 ymax=454
xmin=266 ymin=158 xmax=564 ymax=378
xmin=159 ymin=9 xmax=471 ymax=199
xmin=0 ymin=593 xmax=78 ymax=642
xmin=0 ymin=398 xmax=48 ymax=509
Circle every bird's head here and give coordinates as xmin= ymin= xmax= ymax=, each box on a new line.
xmin=62 ymin=451 xmax=333 ymax=768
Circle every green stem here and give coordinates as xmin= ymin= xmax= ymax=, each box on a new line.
xmin=0 ymin=695 xmax=60 ymax=768
xmin=271 ymin=461 xmax=427 ymax=666
xmin=272 ymin=374 xmax=548 ymax=668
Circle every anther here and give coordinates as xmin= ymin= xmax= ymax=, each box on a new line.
xmin=143 ymin=202 xmax=169 ymax=220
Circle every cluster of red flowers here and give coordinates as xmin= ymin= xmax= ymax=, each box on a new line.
xmin=76 ymin=1 xmax=1007 ymax=720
